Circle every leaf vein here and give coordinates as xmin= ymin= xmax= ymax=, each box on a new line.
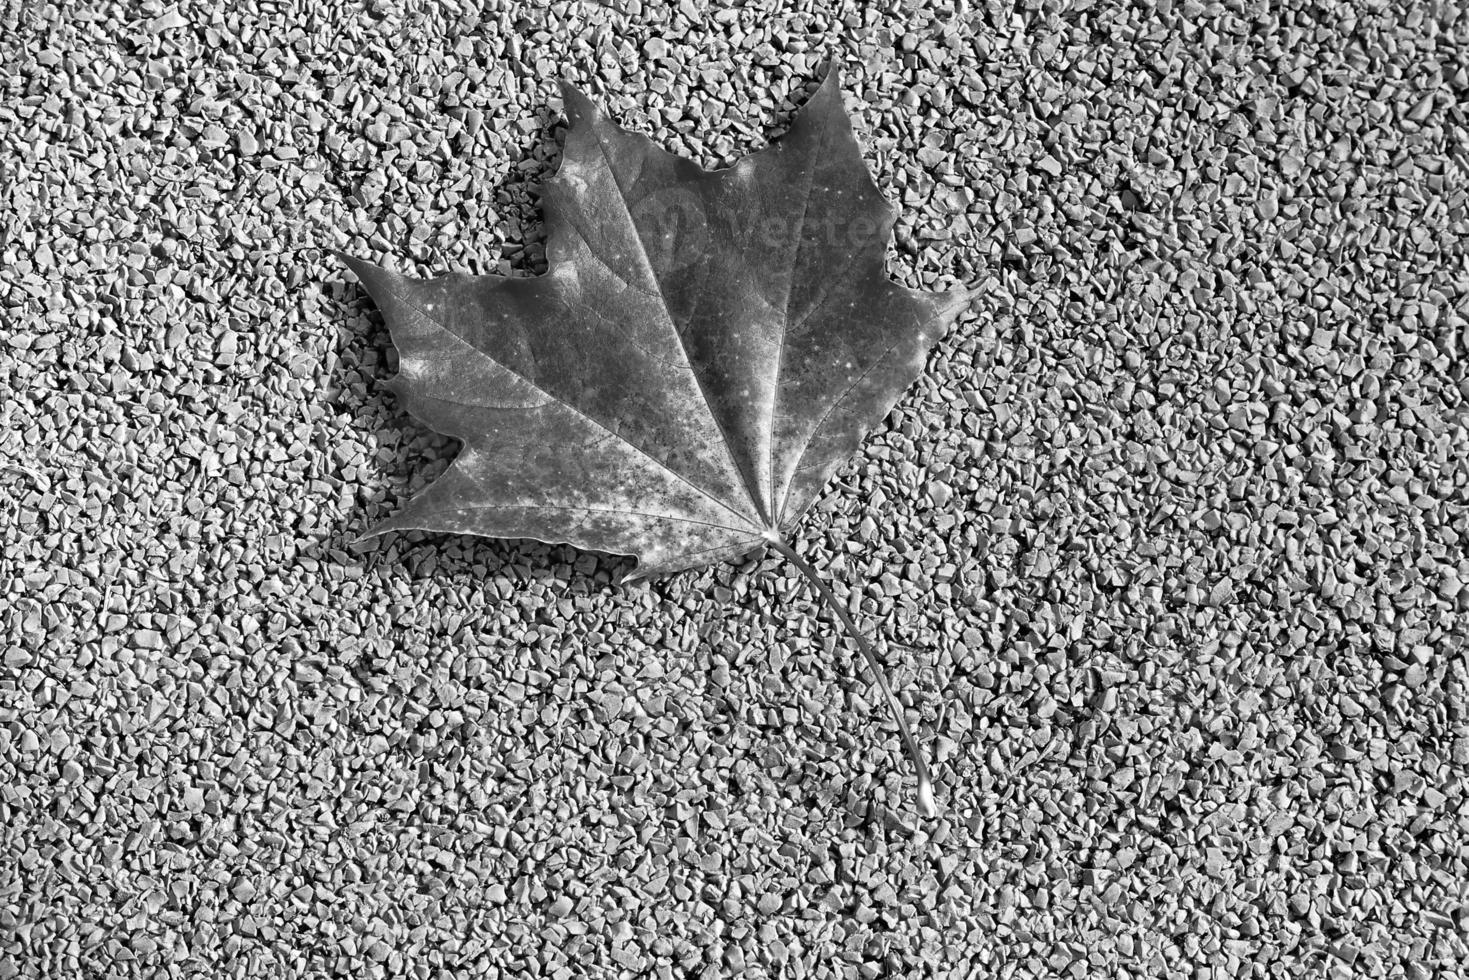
xmin=382 ymin=282 xmax=758 ymax=531
xmin=587 ymin=126 xmax=768 ymax=527
xmin=452 ymin=500 xmax=750 ymax=534
xmin=768 ymin=102 xmax=829 ymax=534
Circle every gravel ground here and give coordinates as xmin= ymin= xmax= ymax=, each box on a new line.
xmin=3 ymin=1 xmax=1468 ymax=977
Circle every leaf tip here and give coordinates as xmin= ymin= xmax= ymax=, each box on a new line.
xmin=558 ymin=79 xmax=600 ymax=127
xmin=817 ymin=56 xmax=844 ymax=91
xmin=782 ymin=58 xmax=851 ymax=145
xmin=351 ymin=516 xmax=405 ymax=547
xmin=618 ymin=568 xmax=650 ymax=587
xmin=350 ymin=527 xmax=386 ymax=547
xmin=336 ymin=250 xmax=382 ymax=285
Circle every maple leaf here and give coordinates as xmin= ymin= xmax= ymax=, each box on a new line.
xmin=341 ymin=64 xmax=975 ymax=817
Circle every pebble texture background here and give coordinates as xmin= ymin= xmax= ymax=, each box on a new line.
xmin=3 ymin=1 xmax=1468 ymax=977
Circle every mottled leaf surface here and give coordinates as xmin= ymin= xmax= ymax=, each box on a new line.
xmin=344 ymin=65 xmax=973 ymax=577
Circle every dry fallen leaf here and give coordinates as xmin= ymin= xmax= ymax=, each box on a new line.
xmin=342 ymin=63 xmax=975 ymax=817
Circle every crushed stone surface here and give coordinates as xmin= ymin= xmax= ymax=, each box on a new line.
xmin=3 ymin=1 xmax=1467 ymax=977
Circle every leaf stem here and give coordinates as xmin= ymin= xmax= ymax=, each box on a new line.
xmin=767 ymin=536 xmax=937 ymax=818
